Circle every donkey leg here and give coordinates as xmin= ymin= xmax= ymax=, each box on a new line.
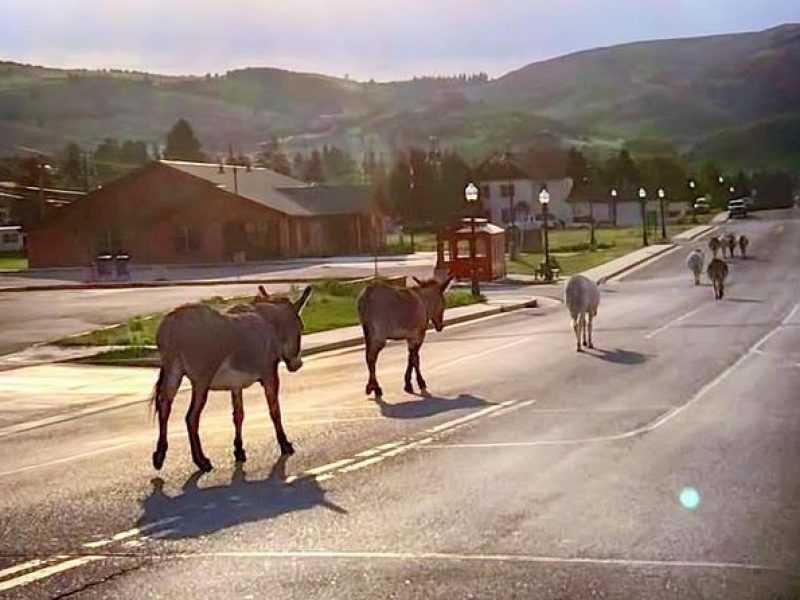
xmin=412 ymin=344 xmax=427 ymax=392
xmin=185 ymin=384 xmax=212 ymax=472
xmin=581 ymin=314 xmax=589 ymax=347
xmin=263 ymin=370 xmax=293 ymax=455
xmin=587 ymin=313 xmax=595 ymax=349
xmin=231 ymin=389 xmax=246 ymax=463
xmin=572 ymin=318 xmax=582 ymax=352
xmin=152 ymin=363 xmax=183 ymax=470
xmin=365 ymin=340 xmax=385 ymax=397
xmin=404 ymin=344 xmax=415 ymax=394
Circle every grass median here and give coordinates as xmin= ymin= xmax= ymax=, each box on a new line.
xmin=508 ymin=222 xmax=702 ymax=277
xmin=60 ymin=279 xmax=480 ymax=363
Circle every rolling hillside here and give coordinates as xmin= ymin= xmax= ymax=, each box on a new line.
xmin=0 ymin=23 xmax=798 ymax=167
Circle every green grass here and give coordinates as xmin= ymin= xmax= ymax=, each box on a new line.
xmin=508 ymin=223 xmax=699 ymax=277
xmin=384 ymin=232 xmax=437 ymax=253
xmin=0 ymin=252 xmax=28 ymax=271
xmin=59 ymin=279 xmax=481 ymax=347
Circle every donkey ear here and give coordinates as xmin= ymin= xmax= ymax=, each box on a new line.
xmin=412 ymin=276 xmax=423 ymax=286
xmin=439 ymin=274 xmax=454 ymax=293
xmin=257 ymin=285 xmax=269 ymax=299
xmin=294 ymin=285 xmax=312 ymax=313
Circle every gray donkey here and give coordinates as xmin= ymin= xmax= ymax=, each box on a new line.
xmin=707 ymin=258 xmax=729 ymax=300
xmin=150 ymin=285 xmax=312 ymax=472
xmin=358 ymin=276 xmax=453 ymax=398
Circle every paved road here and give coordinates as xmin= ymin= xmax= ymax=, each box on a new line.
xmin=0 ymin=209 xmax=798 ymax=598
xmin=0 ymin=256 xmax=433 ymax=356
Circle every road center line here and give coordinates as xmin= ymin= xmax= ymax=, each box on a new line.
xmin=644 ymin=303 xmax=707 ymax=339
xmin=0 ymin=556 xmax=104 ymax=593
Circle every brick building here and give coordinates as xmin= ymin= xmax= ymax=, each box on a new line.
xmin=26 ymin=160 xmax=384 ymax=268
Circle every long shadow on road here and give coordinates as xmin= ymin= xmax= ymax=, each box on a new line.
xmin=137 ymin=457 xmax=346 ymax=540
xmin=373 ymin=393 xmax=490 ymax=419
xmin=586 ymin=347 xmax=648 ymax=365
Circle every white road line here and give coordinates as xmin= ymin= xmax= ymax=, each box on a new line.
xmin=0 ymin=556 xmax=104 ymax=593
xmin=0 ymin=557 xmax=56 ymax=580
xmin=432 ymin=337 xmax=531 ymax=371
xmin=174 ymin=549 xmax=788 ymax=574
xmin=431 ymin=303 xmax=800 ymax=449
xmin=0 ymin=440 xmax=138 ymax=479
xmin=644 ymin=304 xmax=707 ymax=339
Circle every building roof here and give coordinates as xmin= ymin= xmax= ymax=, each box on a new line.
xmin=161 ymin=160 xmax=314 ymax=217
xmin=474 ymin=152 xmax=530 ymax=181
xmin=279 ymin=185 xmax=375 ymax=216
xmin=161 ymin=160 xmax=374 ymax=217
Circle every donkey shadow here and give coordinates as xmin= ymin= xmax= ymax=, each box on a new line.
xmin=373 ymin=393 xmax=490 ymax=420
xmin=586 ymin=347 xmax=648 ymax=365
xmin=137 ymin=457 xmax=345 ymax=540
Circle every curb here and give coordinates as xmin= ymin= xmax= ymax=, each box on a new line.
xmin=71 ymin=298 xmax=543 ymax=368
xmin=596 ymin=244 xmax=677 ymax=285
xmin=0 ymin=275 xmax=372 ymax=294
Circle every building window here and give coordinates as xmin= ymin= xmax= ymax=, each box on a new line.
xmin=174 ymin=226 xmax=202 ymax=252
xmin=500 ymin=208 xmax=510 ymax=223
xmin=480 ymin=184 xmax=491 ymax=199
xmin=500 ymin=183 xmax=515 ymax=198
xmin=2 ymin=233 xmax=19 ymax=244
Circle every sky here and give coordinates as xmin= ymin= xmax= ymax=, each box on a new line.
xmin=2 ymin=0 xmax=799 ymax=81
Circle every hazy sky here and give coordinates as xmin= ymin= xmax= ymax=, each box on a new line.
xmin=3 ymin=0 xmax=799 ymax=80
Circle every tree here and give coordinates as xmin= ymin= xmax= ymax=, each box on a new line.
xmin=59 ymin=142 xmax=84 ymax=189
xmin=119 ymin=140 xmax=149 ymax=166
xmin=271 ymin=151 xmax=291 ymax=175
xmin=164 ymin=118 xmax=204 ymax=161
xmin=303 ymin=149 xmax=325 ymax=183
xmin=292 ymin=152 xmax=306 ymax=179
xmin=322 ymin=145 xmax=356 ymax=184
xmin=566 ymin=147 xmax=591 ymax=188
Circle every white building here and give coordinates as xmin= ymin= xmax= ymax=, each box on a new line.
xmin=0 ymin=226 xmax=23 ymax=253
xmin=475 ymin=153 xmax=574 ymax=230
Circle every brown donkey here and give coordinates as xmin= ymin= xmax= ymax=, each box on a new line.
xmin=708 ymin=236 xmax=721 ymax=258
xmin=707 ymin=258 xmax=729 ymax=300
xmin=150 ymin=285 xmax=311 ymax=472
xmin=738 ymin=234 xmax=749 ymax=258
xmin=358 ymin=276 xmax=453 ymax=397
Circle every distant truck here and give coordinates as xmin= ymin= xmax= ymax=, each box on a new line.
xmin=728 ymin=199 xmax=747 ymax=219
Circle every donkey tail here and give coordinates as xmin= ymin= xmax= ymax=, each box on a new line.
xmin=149 ymin=366 xmax=166 ymax=419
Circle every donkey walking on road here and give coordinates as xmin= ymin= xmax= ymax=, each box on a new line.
xmin=738 ymin=234 xmax=750 ymax=259
xmin=707 ymin=258 xmax=729 ymax=300
xmin=725 ymin=233 xmax=737 ymax=258
xmin=150 ymin=285 xmax=312 ymax=472
xmin=686 ymin=248 xmax=704 ymax=286
xmin=708 ymin=236 xmax=721 ymax=258
xmin=564 ymin=274 xmax=600 ymax=352
xmin=358 ymin=276 xmax=453 ymax=398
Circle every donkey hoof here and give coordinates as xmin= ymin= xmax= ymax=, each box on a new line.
xmin=576 ymin=346 xmax=582 ymax=352
xmin=404 ymin=383 xmax=414 ymax=394
xmin=582 ymin=340 xmax=588 ymax=347
xmin=588 ymin=343 xmax=594 ymax=349
xmin=152 ymin=451 xmax=166 ymax=471
xmin=195 ymin=457 xmax=213 ymax=472
xmin=234 ymin=448 xmax=247 ymax=463
xmin=280 ymin=442 xmax=295 ymax=456
xmin=374 ymin=387 xmax=383 ymax=398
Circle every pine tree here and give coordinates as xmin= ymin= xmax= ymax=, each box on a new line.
xmin=59 ymin=142 xmax=84 ymax=189
xmin=164 ymin=118 xmax=204 ymax=161
xmin=303 ymin=150 xmax=325 ymax=183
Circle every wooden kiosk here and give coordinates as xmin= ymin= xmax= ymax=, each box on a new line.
xmin=437 ymin=218 xmax=506 ymax=281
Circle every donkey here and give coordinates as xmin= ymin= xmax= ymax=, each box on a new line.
xmin=708 ymin=236 xmax=721 ymax=258
xmin=707 ymin=258 xmax=729 ymax=300
xmin=358 ymin=276 xmax=453 ymax=397
xmin=725 ymin=233 xmax=737 ymax=258
xmin=738 ymin=234 xmax=749 ymax=259
xmin=685 ymin=248 xmax=704 ymax=286
xmin=564 ymin=274 xmax=600 ymax=352
xmin=150 ymin=285 xmax=312 ymax=472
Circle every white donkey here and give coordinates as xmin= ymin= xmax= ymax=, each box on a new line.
xmin=685 ymin=248 xmax=705 ymax=285
xmin=564 ymin=274 xmax=600 ymax=352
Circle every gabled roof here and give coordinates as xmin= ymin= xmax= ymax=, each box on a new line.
xmin=161 ymin=160 xmax=314 ymax=216
xmin=279 ymin=184 xmax=375 ymax=216
xmin=474 ymin=152 xmax=530 ymax=181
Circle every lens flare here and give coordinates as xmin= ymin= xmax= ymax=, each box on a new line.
xmin=679 ymin=487 xmax=701 ymax=510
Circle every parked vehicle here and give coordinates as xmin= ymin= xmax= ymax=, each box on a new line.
xmin=728 ymin=199 xmax=747 ymax=218
xmin=693 ymin=197 xmax=710 ymax=214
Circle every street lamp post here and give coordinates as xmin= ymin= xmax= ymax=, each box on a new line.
xmin=539 ymin=188 xmax=551 ymax=280
xmin=464 ymin=183 xmax=481 ymax=297
xmin=689 ymin=179 xmax=697 ymax=223
xmin=610 ymin=188 xmax=618 ymax=227
xmin=658 ymin=188 xmax=667 ymax=240
xmin=638 ymin=187 xmax=649 ymax=247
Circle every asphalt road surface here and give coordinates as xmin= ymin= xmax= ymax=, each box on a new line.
xmin=0 ymin=256 xmax=432 ymax=356
xmin=1 ymin=209 xmax=798 ymax=598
